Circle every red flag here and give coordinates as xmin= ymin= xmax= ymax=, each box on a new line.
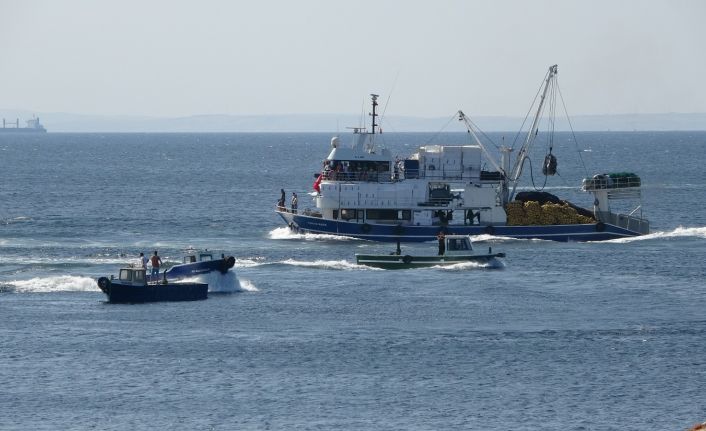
xmin=313 ymin=174 xmax=322 ymax=193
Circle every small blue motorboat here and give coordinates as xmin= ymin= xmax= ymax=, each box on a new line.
xmin=97 ymin=267 xmax=207 ymax=303
xmin=146 ymin=249 xmax=236 ymax=283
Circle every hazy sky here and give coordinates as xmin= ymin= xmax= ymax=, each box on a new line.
xmin=2 ymin=0 xmax=705 ymax=118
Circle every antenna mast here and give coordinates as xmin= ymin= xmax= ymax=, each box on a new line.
xmin=370 ymin=94 xmax=379 ymax=134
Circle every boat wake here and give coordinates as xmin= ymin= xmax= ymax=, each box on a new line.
xmin=1 ymin=275 xmax=97 ymax=293
xmin=0 ymin=255 xmax=136 ymax=266
xmin=234 ymin=257 xmax=265 ymax=268
xmin=434 ymin=258 xmax=506 ymax=271
xmin=237 ymin=278 xmax=259 ymax=292
xmin=469 ymin=234 xmax=548 ymax=243
xmin=602 ymin=226 xmax=706 ymax=243
xmin=278 ymin=259 xmax=379 ymax=271
xmin=268 ymin=227 xmax=356 ymax=242
xmin=181 ymin=270 xmax=246 ymax=293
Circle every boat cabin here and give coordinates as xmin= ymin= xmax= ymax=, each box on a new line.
xmin=183 ymin=251 xmax=214 ymax=264
xmin=114 ymin=267 xmax=147 ymax=286
xmin=444 ymin=235 xmax=474 ymax=254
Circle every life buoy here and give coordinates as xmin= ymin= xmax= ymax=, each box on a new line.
xmin=361 ymin=223 xmax=372 ymax=233
xmin=97 ymin=277 xmax=111 ymax=291
xmin=484 ymin=225 xmax=495 ymax=235
xmin=595 ymin=222 xmax=606 ymax=232
xmin=402 ymin=255 xmax=413 ymax=264
xmin=393 ymin=224 xmax=405 ymax=236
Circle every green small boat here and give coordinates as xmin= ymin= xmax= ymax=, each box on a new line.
xmin=355 ymin=235 xmax=505 ymax=269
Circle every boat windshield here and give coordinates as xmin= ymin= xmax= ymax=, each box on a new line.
xmin=133 ymin=270 xmax=145 ymax=283
xmin=447 ymin=238 xmax=471 ymax=251
xmin=119 ymin=269 xmax=131 ymax=281
xmin=119 ymin=268 xmax=146 ymax=282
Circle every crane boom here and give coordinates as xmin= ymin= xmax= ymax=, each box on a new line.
xmin=508 ymin=64 xmax=558 ymax=201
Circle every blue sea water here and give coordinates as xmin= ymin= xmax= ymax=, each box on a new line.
xmin=1 ymin=131 xmax=706 ymax=430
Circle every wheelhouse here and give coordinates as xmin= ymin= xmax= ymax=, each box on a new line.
xmin=445 ymin=235 xmax=474 ymax=254
xmin=117 ymin=268 xmax=147 ymax=286
xmin=183 ymin=251 xmax=214 ymax=264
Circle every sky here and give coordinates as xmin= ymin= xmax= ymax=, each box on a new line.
xmin=1 ymin=0 xmax=705 ymax=118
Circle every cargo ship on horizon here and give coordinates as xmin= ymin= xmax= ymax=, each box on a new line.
xmin=0 ymin=116 xmax=46 ymax=133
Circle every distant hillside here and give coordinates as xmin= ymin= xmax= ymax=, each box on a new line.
xmin=1 ymin=109 xmax=705 ymax=132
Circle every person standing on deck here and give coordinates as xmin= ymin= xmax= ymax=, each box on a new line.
xmin=139 ymin=252 xmax=148 ymax=270
xmin=437 ymin=231 xmax=446 ymax=256
xmin=150 ymin=251 xmax=163 ymax=276
xmin=291 ymin=193 xmax=298 ymax=214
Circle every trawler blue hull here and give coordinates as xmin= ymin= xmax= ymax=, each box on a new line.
xmin=277 ymin=211 xmax=639 ymax=242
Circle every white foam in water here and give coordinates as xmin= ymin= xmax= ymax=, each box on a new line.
xmin=182 ymin=271 xmax=243 ymax=293
xmin=237 ymin=278 xmax=259 ymax=292
xmin=0 ymin=256 xmax=135 ymax=265
xmin=9 ymin=275 xmax=98 ymax=293
xmin=470 ymin=233 xmax=548 ymax=243
xmin=603 ymin=226 xmax=706 ymax=243
xmin=281 ymin=258 xmax=371 ymax=270
xmin=268 ymin=227 xmax=355 ymax=241
xmin=234 ymin=258 xmax=264 ymax=268
xmin=435 ymin=259 xmax=506 ymax=271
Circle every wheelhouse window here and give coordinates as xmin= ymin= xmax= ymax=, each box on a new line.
xmin=133 ymin=270 xmax=145 ymax=283
xmin=365 ymin=209 xmax=411 ymax=221
xmin=338 ymin=209 xmax=358 ymax=220
xmin=119 ymin=269 xmax=131 ymax=281
xmin=323 ymin=160 xmax=391 ymax=182
xmin=447 ymin=238 xmax=470 ymax=251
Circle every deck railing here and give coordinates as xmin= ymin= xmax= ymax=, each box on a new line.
xmin=598 ymin=211 xmax=650 ymax=234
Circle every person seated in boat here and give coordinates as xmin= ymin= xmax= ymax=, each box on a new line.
xmin=437 ymin=231 xmax=446 ymax=256
xmin=150 ymin=251 xmax=163 ymax=276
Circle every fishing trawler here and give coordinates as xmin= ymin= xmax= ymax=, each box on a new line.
xmin=276 ymin=65 xmax=649 ymax=242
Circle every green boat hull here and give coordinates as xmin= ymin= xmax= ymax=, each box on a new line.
xmin=355 ymin=253 xmax=505 ymax=269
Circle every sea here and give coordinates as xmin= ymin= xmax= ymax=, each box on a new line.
xmin=1 ymin=131 xmax=705 ymax=430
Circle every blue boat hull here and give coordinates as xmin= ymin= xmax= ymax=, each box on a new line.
xmin=147 ymin=256 xmax=235 ymax=283
xmin=98 ymin=280 xmax=208 ymax=303
xmin=277 ymin=211 xmax=638 ymax=242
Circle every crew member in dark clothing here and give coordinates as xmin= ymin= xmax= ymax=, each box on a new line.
xmin=437 ymin=231 xmax=446 ymax=256
xmin=277 ymin=189 xmax=286 ymax=210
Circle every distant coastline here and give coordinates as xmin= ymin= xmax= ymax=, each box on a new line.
xmin=0 ymin=110 xmax=704 ymax=133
